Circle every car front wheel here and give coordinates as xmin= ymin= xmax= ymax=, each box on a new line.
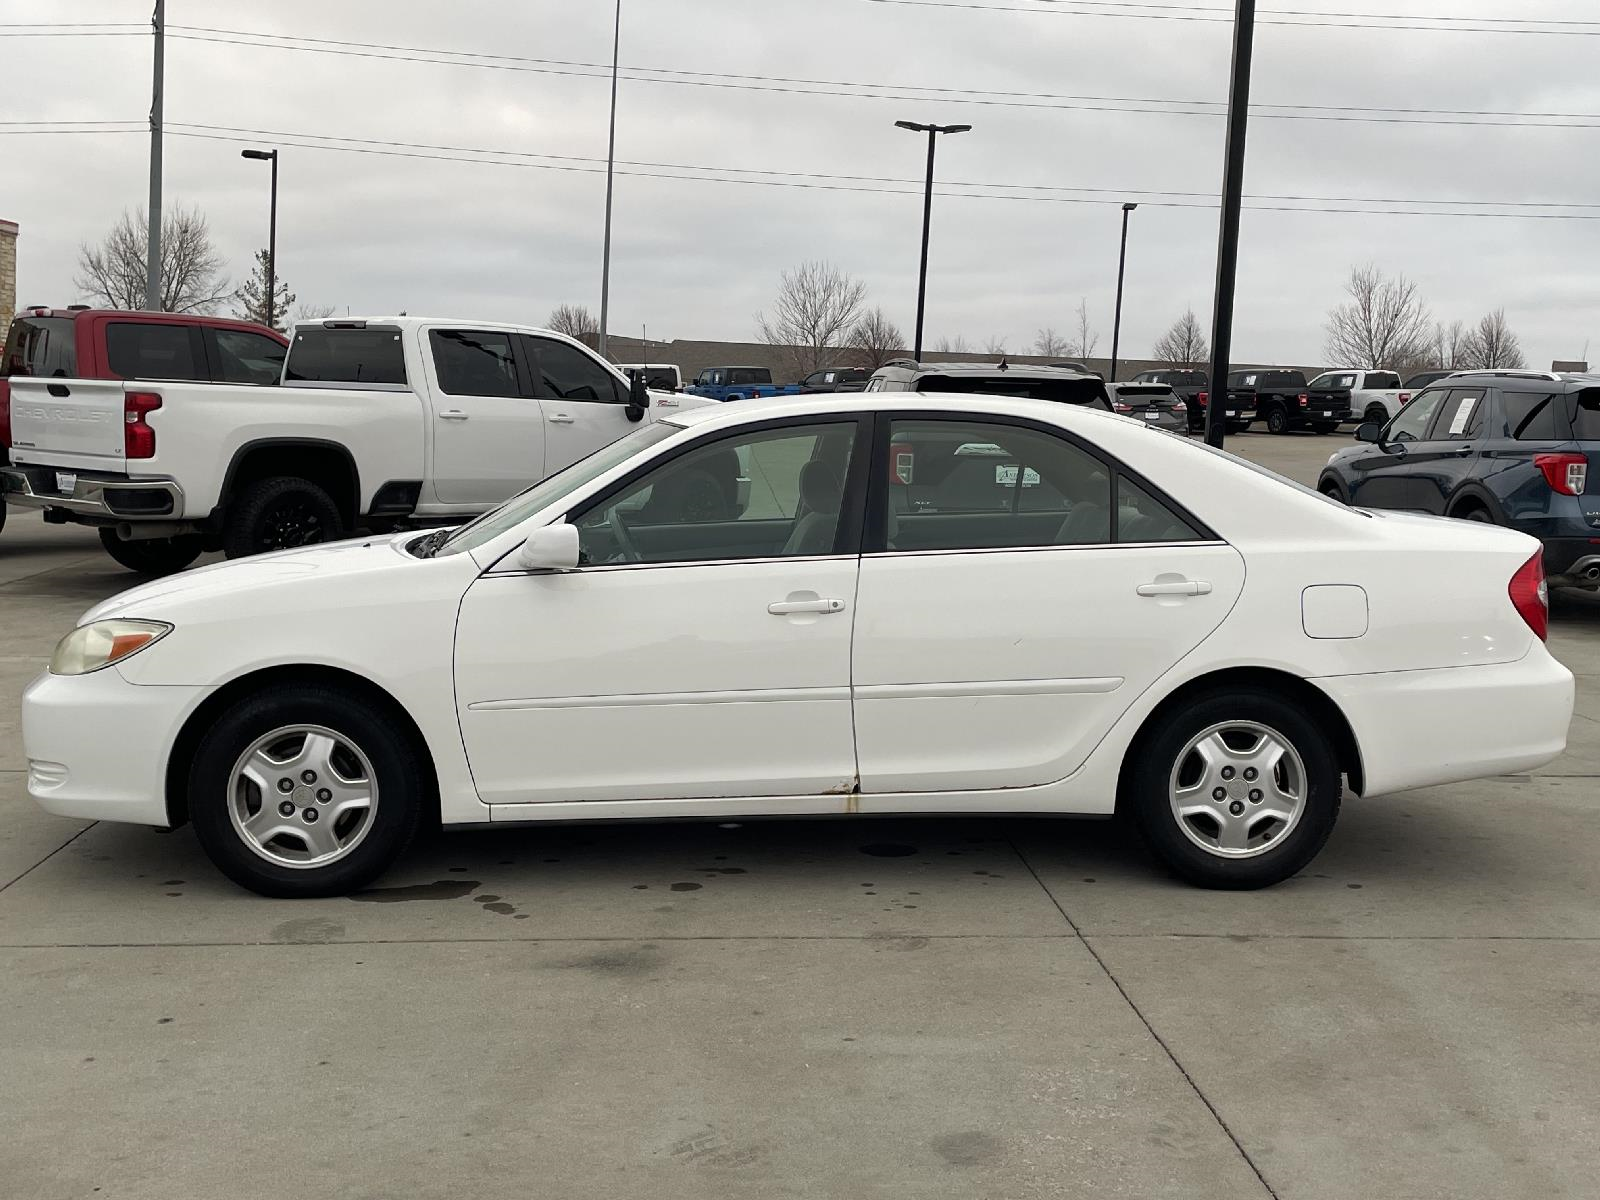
xmin=1127 ymin=688 xmax=1342 ymax=889
xmin=188 ymin=684 xmax=427 ymax=897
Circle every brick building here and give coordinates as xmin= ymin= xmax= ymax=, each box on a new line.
xmin=0 ymin=219 xmax=17 ymax=340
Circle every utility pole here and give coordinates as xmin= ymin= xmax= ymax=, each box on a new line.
xmin=1204 ymin=0 xmax=1257 ymax=448
xmin=1110 ymin=202 xmax=1138 ymax=383
xmin=145 ymin=0 xmax=166 ymax=311
xmin=598 ymin=0 xmax=621 ymax=357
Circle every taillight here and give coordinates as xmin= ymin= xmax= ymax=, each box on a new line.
xmin=1298 ymin=392 xmax=1309 ymax=407
xmin=124 ymin=391 xmax=161 ymax=459
xmin=1114 ymin=402 xmax=1133 ymax=414
xmin=889 ymin=441 xmax=913 ymax=485
xmin=1508 ymin=550 xmax=1548 ymax=641
xmin=1197 ymin=391 xmax=1208 ymax=406
xmin=1397 ymin=392 xmax=1412 ymax=406
xmin=1534 ymin=452 xmax=1587 ymax=496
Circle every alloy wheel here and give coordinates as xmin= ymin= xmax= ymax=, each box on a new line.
xmin=228 ymin=725 xmax=380 ymax=868
xmin=1168 ymin=721 xmax=1306 ymax=859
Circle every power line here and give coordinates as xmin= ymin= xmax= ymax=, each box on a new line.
xmin=863 ymin=0 xmax=1600 ymax=34
xmin=156 ymin=27 xmax=1600 ymax=129
xmin=1025 ymin=0 xmax=1600 ymax=26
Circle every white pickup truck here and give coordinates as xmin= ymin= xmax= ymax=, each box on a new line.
xmin=2 ymin=317 xmax=715 ymax=573
xmin=1306 ymin=369 xmax=1411 ymax=426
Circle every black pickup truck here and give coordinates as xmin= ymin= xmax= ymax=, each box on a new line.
xmin=1225 ymin=369 xmax=1312 ymax=435
xmin=1130 ymin=368 xmax=1209 ymax=431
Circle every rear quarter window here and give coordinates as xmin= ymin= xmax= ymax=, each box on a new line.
xmin=1500 ymin=392 xmax=1568 ymax=441
xmin=1567 ymin=389 xmax=1600 ymax=441
xmin=286 ymin=328 xmax=407 ymax=385
xmin=105 ymin=322 xmax=204 ymax=381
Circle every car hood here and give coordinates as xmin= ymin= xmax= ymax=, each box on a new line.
xmin=81 ymin=533 xmax=424 ymax=624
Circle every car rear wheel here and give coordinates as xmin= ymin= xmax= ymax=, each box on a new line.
xmin=1265 ymin=406 xmax=1289 ymax=435
xmin=188 ymin=684 xmax=426 ymax=897
xmin=1456 ymin=506 xmax=1492 ymax=523
xmin=223 ymin=476 xmax=345 ymax=559
xmin=1127 ymin=688 xmax=1342 ymax=889
xmin=98 ymin=527 xmax=204 ymax=575
xmin=1364 ymin=403 xmax=1389 ymax=424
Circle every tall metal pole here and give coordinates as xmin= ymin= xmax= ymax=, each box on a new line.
xmin=144 ymin=0 xmax=165 ymax=311
xmin=1110 ymin=203 xmax=1136 ymax=383
xmin=1204 ymin=0 xmax=1257 ymax=448
xmin=598 ymin=0 xmax=621 ymax=357
xmin=913 ymin=130 xmax=936 ymax=361
xmin=265 ymin=152 xmax=279 ymax=329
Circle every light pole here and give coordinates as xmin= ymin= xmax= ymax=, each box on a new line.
xmin=895 ymin=120 xmax=971 ymax=361
xmin=241 ymin=148 xmax=280 ymax=329
xmin=1205 ymin=0 xmax=1258 ymax=448
xmin=598 ymin=0 xmax=621 ymax=357
xmin=1110 ymin=202 xmax=1138 ymax=383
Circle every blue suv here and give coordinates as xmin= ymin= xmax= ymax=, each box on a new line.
xmin=1318 ymin=371 xmax=1600 ymax=589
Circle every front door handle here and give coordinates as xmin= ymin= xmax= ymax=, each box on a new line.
xmin=548 ymin=413 xmax=576 ymax=424
xmin=1453 ymin=445 xmax=1473 ymax=456
xmin=439 ymin=409 xmax=469 ymax=421
xmin=1137 ymin=580 xmax=1212 ymax=597
xmin=768 ymin=598 xmax=847 ymax=616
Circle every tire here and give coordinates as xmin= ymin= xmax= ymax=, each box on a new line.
xmin=187 ymin=684 xmax=426 ymax=897
xmin=1227 ymin=422 xmax=1249 ymax=435
xmin=98 ymin=527 xmax=204 ymax=575
xmin=223 ymin=476 xmax=345 ymax=560
xmin=1127 ymin=688 xmax=1342 ymax=889
xmin=1265 ymin=406 xmax=1289 ymax=435
xmin=1456 ymin=506 xmax=1492 ymax=523
xmin=1364 ymin=403 xmax=1389 ymax=425
xmin=1318 ymin=479 xmax=1347 ymax=504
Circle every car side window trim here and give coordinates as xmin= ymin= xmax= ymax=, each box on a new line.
xmin=859 ymin=409 xmax=1218 ymax=556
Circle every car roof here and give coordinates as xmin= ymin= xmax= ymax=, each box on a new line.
xmin=663 ymin=391 xmax=1127 ymax=433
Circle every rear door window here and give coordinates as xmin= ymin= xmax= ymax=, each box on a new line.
xmin=1569 ymin=389 xmax=1600 ymax=441
xmin=1 ymin=316 xmax=78 ymax=378
xmin=211 ymin=328 xmax=287 ymax=384
xmin=105 ymin=322 xmax=205 ymax=380
xmin=1500 ymin=392 xmax=1567 ymax=441
xmin=430 ymin=329 xmax=522 ymax=398
xmin=286 ymin=327 xmax=407 ymax=385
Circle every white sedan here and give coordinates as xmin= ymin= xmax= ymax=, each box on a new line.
xmin=23 ymin=395 xmax=1574 ymax=897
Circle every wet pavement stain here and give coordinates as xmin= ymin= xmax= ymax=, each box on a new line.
xmin=348 ymin=880 xmax=481 ymax=903
xmin=859 ymin=843 xmax=918 ymax=858
xmin=273 ymin=917 xmax=346 ymax=943
xmin=931 ymin=1131 xmax=1002 ymax=1166
xmin=669 ymin=882 xmax=703 ymax=892
xmin=473 ymin=894 xmax=521 ymax=918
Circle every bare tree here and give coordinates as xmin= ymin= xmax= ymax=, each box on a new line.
xmin=983 ymin=334 xmax=1009 ymax=355
xmin=934 ymin=334 xmax=972 ymax=355
xmin=1464 ymin=308 xmax=1526 ymax=370
xmin=1066 ymin=298 xmax=1100 ymax=359
xmin=1323 ymin=264 xmax=1432 ymax=369
xmin=75 ymin=205 xmax=230 ymax=313
xmin=1152 ymin=308 xmax=1209 ymax=365
xmin=547 ymin=303 xmax=599 ymax=341
xmin=847 ymin=307 xmax=905 ymax=370
xmin=1429 ymin=319 xmax=1473 ymax=369
xmin=1033 ymin=328 xmax=1069 ymax=357
xmin=289 ymin=302 xmax=336 ymax=325
xmin=755 ymin=261 xmax=868 ymax=376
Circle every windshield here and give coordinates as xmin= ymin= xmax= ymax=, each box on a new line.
xmin=434 ymin=422 xmax=680 ymax=557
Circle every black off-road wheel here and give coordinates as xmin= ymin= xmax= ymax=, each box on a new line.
xmin=223 ymin=477 xmax=345 ymax=559
xmin=98 ymin=527 xmax=204 ymax=575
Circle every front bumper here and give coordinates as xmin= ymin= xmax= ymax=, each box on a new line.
xmin=23 ymin=667 xmax=212 ymax=827
xmin=1312 ymin=644 xmax=1574 ymax=797
xmin=2 ymin=465 xmax=184 ymax=521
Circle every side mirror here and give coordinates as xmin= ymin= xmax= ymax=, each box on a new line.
xmin=625 ymin=372 xmax=649 ymax=422
xmin=1354 ymin=422 xmax=1383 ymax=444
xmin=516 ymin=523 xmax=580 ymax=572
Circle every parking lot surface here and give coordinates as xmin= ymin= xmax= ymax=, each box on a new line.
xmin=4 ymin=431 xmax=1598 ymax=1200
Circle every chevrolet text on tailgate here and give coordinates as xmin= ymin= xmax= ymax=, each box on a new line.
xmin=1 ymin=317 xmax=713 ymax=575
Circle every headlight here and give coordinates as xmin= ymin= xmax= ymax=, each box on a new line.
xmin=50 ymin=619 xmax=173 ymax=676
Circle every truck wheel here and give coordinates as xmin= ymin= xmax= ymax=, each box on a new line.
xmin=1265 ymin=406 xmax=1289 ymax=435
xmin=187 ymin=683 xmax=426 ymax=897
xmin=1127 ymin=688 xmax=1342 ymax=889
xmin=224 ymin=477 xmax=345 ymax=559
xmin=1364 ymin=403 xmax=1389 ymax=425
xmin=98 ymin=528 xmax=204 ymax=575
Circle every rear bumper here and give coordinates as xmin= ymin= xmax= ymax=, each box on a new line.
xmin=23 ymin=667 xmax=212 ymax=827
xmin=1311 ymin=645 xmax=1574 ymax=797
xmin=2 ymin=465 xmax=184 ymax=521
xmin=1541 ymin=536 xmax=1600 ymax=586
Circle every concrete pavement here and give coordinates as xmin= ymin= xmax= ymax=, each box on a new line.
xmin=3 ymin=431 xmax=1598 ymax=1199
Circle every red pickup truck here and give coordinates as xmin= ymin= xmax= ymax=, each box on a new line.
xmin=1 ymin=307 xmax=289 ymax=535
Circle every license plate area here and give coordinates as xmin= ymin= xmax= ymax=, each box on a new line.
xmin=55 ymin=471 xmax=78 ymax=495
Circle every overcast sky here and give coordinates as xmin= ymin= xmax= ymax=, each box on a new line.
xmin=6 ymin=0 xmax=1600 ymax=367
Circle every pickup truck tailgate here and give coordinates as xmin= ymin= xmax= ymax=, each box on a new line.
xmin=7 ymin=379 xmax=128 ymax=470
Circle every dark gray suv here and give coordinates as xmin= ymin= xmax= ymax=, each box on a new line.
xmin=1318 ymin=371 xmax=1600 ymax=588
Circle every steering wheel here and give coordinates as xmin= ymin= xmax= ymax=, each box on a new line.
xmin=608 ymin=504 xmax=643 ymax=563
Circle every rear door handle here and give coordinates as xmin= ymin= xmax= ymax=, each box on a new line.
xmin=768 ymin=598 xmax=847 ymax=615
xmin=439 ymin=409 xmax=469 ymax=421
xmin=548 ymin=413 xmax=576 ymax=424
xmin=1137 ymin=580 xmax=1212 ymax=597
